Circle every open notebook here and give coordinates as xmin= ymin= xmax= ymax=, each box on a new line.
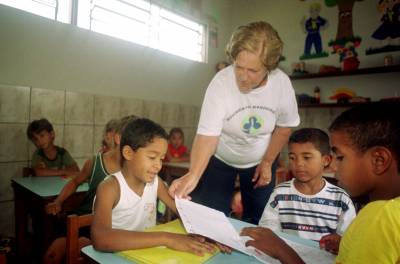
xmin=176 ymin=197 xmax=335 ymax=264
xmin=117 ymin=219 xmax=218 ymax=264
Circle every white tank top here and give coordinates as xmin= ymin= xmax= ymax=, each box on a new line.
xmin=111 ymin=171 xmax=158 ymax=231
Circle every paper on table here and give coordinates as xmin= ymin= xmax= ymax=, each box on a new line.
xmin=283 ymin=239 xmax=336 ymax=264
xmin=176 ymin=197 xmax=336 ymax=264
xmin=175 ymin=197 xmax=277 ymax=263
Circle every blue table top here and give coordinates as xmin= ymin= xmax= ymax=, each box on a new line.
xmin=12 ymin=176 xmax=89 ymax=197
xmin=82 ymin=218 xmax=321 ymax=264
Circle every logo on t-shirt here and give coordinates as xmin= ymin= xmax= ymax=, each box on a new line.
xmin=241 ymin=115 xmax=264 ymax=135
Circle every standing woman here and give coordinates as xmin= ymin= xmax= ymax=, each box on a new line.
xmin=169 ymin=21 xmax=300 ymax=224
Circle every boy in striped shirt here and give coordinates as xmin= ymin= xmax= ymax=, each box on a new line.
xmin=258 ymin=128 xmax=356 ymax=253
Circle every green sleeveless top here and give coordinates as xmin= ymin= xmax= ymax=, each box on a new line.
xmin=74 ymin=152 xmax=109 ymax=215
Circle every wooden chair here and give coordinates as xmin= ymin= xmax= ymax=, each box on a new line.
xmin=66 ymin=214 xmax=93 ymax=264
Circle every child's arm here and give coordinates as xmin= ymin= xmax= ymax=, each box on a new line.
xmin=91 ymin=177 xmax=214 ymax=255
xmin=33 ymin=166 xmax=79 ymax=177
xmin=34 ymin=149 xmax=80 ymax=177
xmin=46 ymin=159 xmax=93 ymax=215
xmin=157 ymin=176 xmax=178 ymax=215
xmin=241 ymin=227 xmax=305 ymax=264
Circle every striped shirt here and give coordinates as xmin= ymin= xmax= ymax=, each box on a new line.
xmin=259 ymin=179 xmax=356 ymax=241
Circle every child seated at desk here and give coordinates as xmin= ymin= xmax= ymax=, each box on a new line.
xmin=43 ymin=116 xmax=136 ymax=264
xmin=165 ymin=127 xmax=190 ymax=162
xmin=241 ymin=102 xmax=400 ymax=263
xmin=99 ymin=118 xmax=119 ymax=153
xmin=258 ymin=128 xmax=356 ymax=254
xmin=91 ymin=118 xmax=215 ymax=255
xmin=27 ymin=118 xmax=80 ymax=177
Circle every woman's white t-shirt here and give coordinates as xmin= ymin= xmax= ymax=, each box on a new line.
xmin=197 ymin=66 xmax=300 ymax=168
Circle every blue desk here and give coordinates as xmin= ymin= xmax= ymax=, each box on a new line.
xmin=82 ymin=218 xmax=323 ymax=263
xmin=12 ymin=176 xmax=89 ymax=262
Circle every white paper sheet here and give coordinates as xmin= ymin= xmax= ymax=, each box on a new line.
xmin=175 ymin=197 xmax=335 ymax=264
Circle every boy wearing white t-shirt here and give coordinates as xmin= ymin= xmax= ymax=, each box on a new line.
xmin=91 ymin=118 xmax=215 ymax=255
xmin=258 ymin=128 xmax=356 ymax=254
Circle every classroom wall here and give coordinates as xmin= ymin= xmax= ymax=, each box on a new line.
xmin=0 ymin=1 xmax=233 ymax=106
xmin=231 ymin=0 xmax=400 ymax=103
xmin=0 ymin=1 xmax=234 ymax=237
xmin=0 ymin=83 xmax=201 ymax=237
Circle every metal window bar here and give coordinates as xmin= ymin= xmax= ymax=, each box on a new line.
xmin=89 ymin=0 xmax=149 ymax=30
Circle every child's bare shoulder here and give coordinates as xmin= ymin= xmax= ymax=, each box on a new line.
xmin=98 ymin=174 xmax=120 ymax=196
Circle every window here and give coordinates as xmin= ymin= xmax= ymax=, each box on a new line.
xmin=1 ymin=0 xmax=207 ymax=62
xmin=78 ymin=0 xmax=206 ymax=62
xmin=0 ymin=0 xmax=72 ymax=23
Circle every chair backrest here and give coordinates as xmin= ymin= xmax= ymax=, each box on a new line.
xmin=22 ymin=167 xmax=35 ymax=177
xmin=66 ymin=214 xmax=93 ymax=264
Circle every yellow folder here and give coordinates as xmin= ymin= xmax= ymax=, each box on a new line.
xmin=118 ymin=219 xmax=218 ymax=264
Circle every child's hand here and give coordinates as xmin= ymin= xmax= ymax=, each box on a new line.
xmin=165 ymin=233 xmax=216 ymax=256
xmin=240 ymin=227 xmax=284 ymax=258
xmin=319 ymin=233 xmax=341 ymax=255
xmin=46 ymin=201 xmax=62 ymax=215
xmin=38 ymin=161 xmax=46 ymax=169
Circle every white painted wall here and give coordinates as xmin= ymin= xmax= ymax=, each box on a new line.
xmin=0 ymin=1 xmax=234 ymax=106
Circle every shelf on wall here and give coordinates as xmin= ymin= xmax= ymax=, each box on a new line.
xmin=290 ymin=65 xmax=400 ymax=80
xmin=299 ymin=102 xmax=374 ymax=108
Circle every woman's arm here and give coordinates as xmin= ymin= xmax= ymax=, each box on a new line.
xmin=168 ymin=134 xmax=219 ymax=199
xmin=253 ymin=127 xmax=292 ymax=188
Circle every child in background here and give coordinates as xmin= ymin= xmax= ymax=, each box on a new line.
xmin=258 ymin=128 xmax=356 ymax=253
xmin=100 ymin=118 xmax=119 ymax=153
xmin=241 ymin=102 xmax=400 ymax=263
xmin=166 ymin=127 xmax=189 ymax=162
xmin=27 ymin=118 xmax=79 ymax=177
xmin=215 ymin=61 xmax=230 ymax=73
xmin=43 ymin=116 xmax=137 ymax=264
xmin=91 ymin=118 xmax=215 ymax=255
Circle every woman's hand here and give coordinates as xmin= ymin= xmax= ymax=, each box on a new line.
xmin=252 ymin=160 xmax=272 ymax=188
xmin=165 ymin=233 xmax=216 ymax=256
xmin=168 ymin=172 xmax=200 ymax=199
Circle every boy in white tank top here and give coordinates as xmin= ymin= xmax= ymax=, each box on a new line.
xmin=91 ymin=118 xmax=216 ymax=255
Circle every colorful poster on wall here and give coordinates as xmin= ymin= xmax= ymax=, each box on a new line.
xmin=326 ymin=0 xmax=363 ymax=71
xmin=300 ymin=3 xmax=329 ymax=60
xmin=366 ymin=0 xmax=400 ymax=55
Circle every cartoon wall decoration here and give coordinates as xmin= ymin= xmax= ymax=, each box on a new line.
xmin=325 ymin=0 xmax=363 ymax=71
xmin=300 ymin=3 xmax=329 ymax=60
xmin=366 ymin=0 xmax=400 ymax=55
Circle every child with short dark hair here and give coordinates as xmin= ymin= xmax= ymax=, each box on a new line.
xmin=166 ymin=127 xmax=190 ymax=162
xmin=91 ymin=118 xmax=214 ymax=255
xmin=241 ymin=101 xmax=400 ymax=263
xmin=43 ymin=117 xmax=132 ymax=264
xmin=258 ymin=128 xmax=356 ymax=252
xmin=27 ymin=118 xmax=79 ymax=177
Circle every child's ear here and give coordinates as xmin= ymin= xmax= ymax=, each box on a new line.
xmin=122 ymin=145 xmax=134 ymax=161
xmin=50 ymin=130 xmax=55 ymax=140
xmin=370 ymin=147 xmax=392 ymax=175
xmin=322 ymin=154 xmax=332 ymax=169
